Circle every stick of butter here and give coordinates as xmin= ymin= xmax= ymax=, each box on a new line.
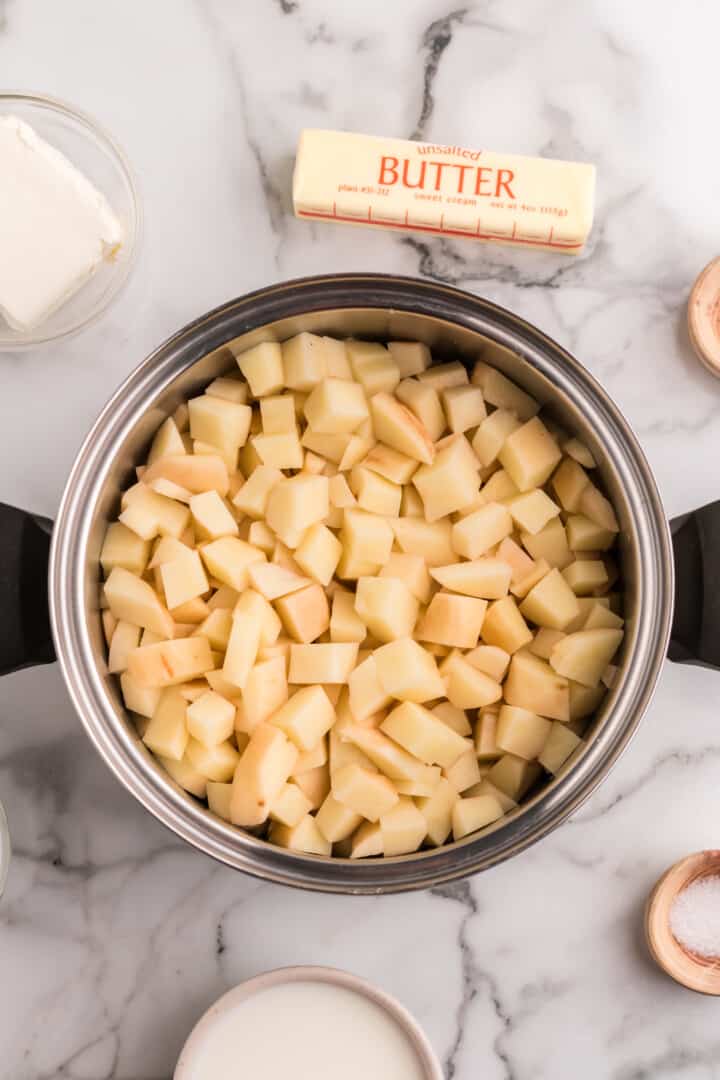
xmin=293 ymin=129 xmax=595 ymax=255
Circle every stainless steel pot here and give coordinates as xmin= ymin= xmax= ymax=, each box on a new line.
xmin=1 ymin=274 xmax=717 ymax=893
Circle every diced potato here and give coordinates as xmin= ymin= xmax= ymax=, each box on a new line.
xmin=370 ymin=392 xmax=434 ymax=464
xmin=442 ymin=384 xmax=486 ymax=433
xmin=579 ymin=482 xmax=619 ymax=533
xmin=471 ymin=409 xmax=521 ymax=467
xmin=269 ymin=782 xmax=314 ymax=827
xmin=496 ymin=537 xmax=534 ymax=584
xmin=350 ymin=465 xmax=401 ymax=516
xmin=519 ymin=567 xmax=580 ymax=630
xmin=187 ymin=690 xmax=235 ymax=746
xmin=452 ymin=794 xmax=504 ymax=840
xmin=430 ymin=559 xmax=510 ymax=600
xmin=549 ymin=628 xmax=624 ymax=687
xmin=282 ymin=332 xmax=327 ymax=391
xmin=530 ymin=627 xmax=566 ymax=661
xmin=288 ymin=643 xmax=359 ymax=684
xmin=564 ymin=438 xmax=596 ymax=469
xmin=443 ymin=748 xmax=482 ymax=793
xmin=401 ymin=485 xmax=424 ymax=517
xmin=372 ymin=638 xmax=444 ymax=703
xmin=487 ymin=754 xmax=541 ymax=800
xmin=236 ymin=341 xmax=284 ymax=397
xmin=108 ymin=620 xmax=141 ymax=674
xmin=230 ymin=723 xmax=298 ymax=826
xmin=160 ymin=549 xmax=209 ymax=611
xmin=583 ymin=603 xmax=624 ymax=631
xmin=444 ymin=655 xmax=503 ymax=710
xmin=503 ymin=651 xmax=569 ymax=721
xmin=270 ymin=814 xmax=332 ymax=855
xmin=148 ymin=416 xmax=187 ymax=464
xmin=101 ymin=523 xmax=151 ymax=576
xmin=290 ymin=525 xmax=341 ymax=587
xmin=395 ymin=378 xmax=445 ymax=441
xmin=539 ymin=723 xmax=582 ymax=774
xmin=199 ymin=537 xmax=266 ymax=592
xmin=142 ymin=688 xmax=188 ymax=760
xmin=232 ymin=465 xmax=284 ymax=519
xmin=391 ymin=517 xmax=455 ymax=567
xmin=551 ymin=458 xmax=589 ymax=512
xmin=329 ymin=474 xmax=356 ymax=511
xmin=329 ymin=590 xmax=366 ymax=643
xmin=247 ymin=562 xmax=310 ymax=600
xmin=329 ymin=724 xmax=376 ymax=776
xmin=495 ymin=705 xmax=551 ymax=760
xmin=119 ymin=486 xmax=190 ymax=542
xmin=415 ymin=777 xmax=456 ymax=845
xmin=355 ymin=577 xmax=419 ymax=642
xmin=186 ymin=736 xmax=239 ymax=782
xmin=568 ymin=680 xmax=605 ymax=720
xmin=247 ymin=521 xmax=275 ymax=555
xmin=431 ymin=701 xmax=471 ymax=736
xmin=332 ymin=764 xmax=399 ymax=821
xmin=418 ymin=592 xmax=486 ymax=650
xmin=259 ymin=394 xmax=296 ymax=435
xmin=128 ymin=634 xmax=213 ymax=688
xmin=499 ymin=417 xmax=562 ymax=493
xmin=415 ymin=360 xmax=466 ymax=390
xmin=507 ymin=489 xmax=560 ymax=535
xmin=206 ymin=780 xmax=233 ymax=820
xmin=292 ymin=733 xmax=328 ymax=775
xmin=189 ymin=490 xmax=238 ymax=540
xmin=159 ymin=754 xmax=208 ymax=798
xmin=521 ymin=517 xmax=573 ymax=570
xmin=341 ymin=726 xmax=439 ymax=786
xmin=393 ymin=773 xmax=442 ymax=797
xmin=143 ymin=454 xmax=230 ymax=496
xmin=348 ymin=655 xmax=393 ymax=722
xmin=565 ymin=515 xmax=615 ymax=552
xmin=463 ymin=644 xmax=510 ymax=682
xmin=315 ymin=793 xmax=363 ymax=842
xmin=562 ymin=560 xmax=609 ymax=595
xmin=120 ymin=672 xmax=162 ymax=718
xmin=237 ymin=656 xmax=288 ymax=732
xmin=380 ymin=797 xmax=427 ymax=855
xmin=481 ymin=595 xmax=533 ymax=653
xmin=475 ymin=710 xmax=502 ymax=761
xmin=188 ymin=394 xmax=252 ymax=457
xmin=346 ymin=340 xmax=400 ymax=395
xmin=194 ymin=437 xmax=238 ymax=476
xmin=413 ymin=436 xmax=479 ymax=521
xmin=206 ymin=376 xmax=248 ymax=405
xmin=319 ymin=337 xmax=350 ymax=379
xmin=379 ymin=553 xmax=432 ymax=604
xmin=267 ymin=685 xmax=335 ymax=750
xmin=276 ymin=584 xmax=330 ymax=643
xmin=381 ymin=702 xmax=468 ymax=768
xmin=509 ymin=558 xmax=550 ymax=600
xmin=478 ymin=469 xmax=520 ymax=506
xmin=341 ymin=508 xmax=394 ymax=570
xmin=251 ymin=430 xmax=304 ymax=469
xmin=361 ymin=444 xmax=418 ymax=485
xmin=470 ymin=778 xmax=517 ymax=813
xmin=471 ymin=362 xmax=539 ymax=420
xmin=265 ymin=475 xmax=329 ymax=546
xmin=102 ymin=608 xmax=116 ymax=644
xmin=304 ymin=378 xmax=369 ymax=434
xmin=387 ymin=341 xmax=431 ymax=378
xmin=350 ymin=820 xmax=384 ymax=858
xmin=452 ymin=503 xmax=513 ymax=559
xmin=292 ymin=764 xmax=331 ymax=809
xmin=222 ymin=589 xmax=266 ymax=688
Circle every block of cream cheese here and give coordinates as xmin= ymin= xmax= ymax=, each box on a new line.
xmin=0 ymin=115 xmax=123 ymax=331
xmin=294 ymin=129 xmax=595 ymax=254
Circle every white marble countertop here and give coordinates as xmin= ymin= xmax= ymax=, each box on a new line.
xmin=1 ymin=2 xmax=720 ymax=1077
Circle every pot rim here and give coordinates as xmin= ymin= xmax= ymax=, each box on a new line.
xmin=49 ymin=273 xmax=674 ymax=893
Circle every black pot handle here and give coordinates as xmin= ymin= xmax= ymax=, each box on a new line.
xmin=669 ymin=500 xmax=720 ymax=669
xmin=0 ymin=503 xmax=55 ymax=676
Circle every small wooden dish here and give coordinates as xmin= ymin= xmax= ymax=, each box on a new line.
xmin=688 ymin=257 xmax=720 ymax=378
xmin=645 ymin=850 xmax=720 ymax=995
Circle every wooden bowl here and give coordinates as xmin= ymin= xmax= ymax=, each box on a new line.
xmin=688 ymin=257 xmax=720 ymax=378
xmin=645 ymin=850 xmax=720 ymax=995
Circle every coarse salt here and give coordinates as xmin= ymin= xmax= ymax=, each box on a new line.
xmin=669 ymin=874 xmax=720 ymax=958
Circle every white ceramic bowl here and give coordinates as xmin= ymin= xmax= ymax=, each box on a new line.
xmin=174 ymin=965 xmax=444 ymax=1079
xmin=0 ymin=91 xmax=141 ymax=349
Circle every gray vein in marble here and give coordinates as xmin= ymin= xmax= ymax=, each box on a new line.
xmin=274 ymin=0 xmax=298 ymax=13
xmin=615 ymin=1041 xmax=720 ymax=1079
xmin=412 ymin=8 xmax=468 ymax=140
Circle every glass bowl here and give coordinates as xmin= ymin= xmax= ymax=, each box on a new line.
xmin=0 ymin=91 xmax=141 ymax=349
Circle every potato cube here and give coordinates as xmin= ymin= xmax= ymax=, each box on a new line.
xmin=452 ymin=794 xmax=504 ymax=840
xmin=143 ymin=454 xmax=230 ymax=496
xmin=189 ymin=490 xmax=238 ymax=541
xmin=230 ymin=722 xmax=298 ymax=826
xmin=496 ymin=705 xmax=551 ymax=760
xmin=394 ymin=773 xmax=442 ymax=798
xmin=293 ymin=732 xmax=329 ymax=774
xmin=329 ymin=724 xmax=376 ymax=777
xmin=186 ymin=736 xmax=239 ymax=782
xmin=507 ymin=489 xmax=560 ymax=536
xmin=418 ymin=592 xmax=486 ymax=650
xmin=119 ymin=486 xmax=190 ymax=542
xmin=416 ymin=777 xmax=456 ymax=846
xmin=259 ymin=394 xmax=296 ymax=435
xmin=288 ymin=643 xmax=359 ymax=685
xmin=159 ymin=549 xmax=209 ymax=611
xmin=346 ymin=340 xmax=399 ymax=395
xmin=549 ymin=628 xmax=624 ymax=687
xmin=376 ymin=556 xmax=430 ymax=609
xmin=551 ymin=457 xmax=589 ymax=511
xmin=247 ymin=562 xmax=310 ymax=601
xmin=471 ymin=409 xmax=521 ymax=467
xmin=347 ymin=466 xmax=400 ymax=517
xmin=583 ymin=603 xmax=624 ymax=631
xmin=481 ymin=595 xmax=533 ymax=653
xmin=232 ymin=466 xmax=283 ymax=519
xmin=401 ymin=485 xmax=424 ymax=517
xmin=452 ymin=502 xmax=513 ymax=559
xmin=562 ymin=560 xmax=609 ymax=595
xmin=188 ymin=395 xmax=251 ymax=456
xmin=529 ymin=627 xmax=566 ymax=660
xmin=265 ymin=475 xmax=329 ymax=545
xmin=374 ymin=638 xmax=446 ymax=703
xmin=355 ymin=577 xmax=419 ymax=642
xmin=579 ymin=483 xmax=619 ymax=533
xmin=207 ymin=585 xmax=241 ymax=612
xmin=348 ymin=655 xmax=393 ymax=722
xmin=519 ymin=567 xmax=580 ymax=630
xmin=303 ymin=378 xmax=369 ymax=435
xmin=206 ymin=780 xmax=233 ymax=820
xmin=442 ymin=384 xmax=486 ymax=433
xmin=282 ymin=332 xmax=327 ymax=390
xmin=340 ymin=727 xmax=438 ymax=789
xmin=293 ymin=524 xmax=342 ymax=586
xmin=413 ymin=436 xmax=479 ymax=522
xmin=237 ymin=656 xmax=288 ymax=733
xmin=186 ymin=690 xmax=235 ymax=746
xmin=206 ymin=376 xmax=248 ymax=405
xmin=223 ymin=589 xmax=266 ymax=688
xmin=338 ymin=434 xmax=375 ymax=473
xmin=361 ymin=444 xmax=418 ymax=485
xmin=430 ymin=559 xmax=511 ymax=600
xmin=194 ymin=438 xmax=238 ymax=476
xmin=276 ymin=584 xmax=330 ymax=643
xmin=101 ymin=523 xmax=151 ymax=576
xmin=246 ymin=521 xmax=275 ymax=555
xmin=565 ymin=515 xmax=616 ymax=552
xmin=199 ymin=537 xmax=266 ymax=591
xmin=503 ymin=651 xmax=569 ymax=721
xmin=159 ymin=754 xmax=207 ymax=798
xmin=142 ymin=688 xmax=188 ymax=761
xmin=108 ymin=620 xmax=141 ymax=674
xmin=236 ymin=341 xmax=284 ymax=397
xmin=380 ymin=797 xmax=427 ymax=856
xmin=301 ymin=429 xmax=352 ymax=464
xmin=315 ymin=793 xmax=363 ymax=843
xmin=381 ymin=702 xmax=468 ymax=768
xmin=120 ymin=672 xmax=162 ymax=718
xmin=487 ymin=754 xmax=541 ymax=800
xmin=496 ymin=536 xmax=534 ymax=583
xmin=474 ymin=710 xmax=501 ymax=761
xmin=444 ymin=655 xmax=503 ymax=710
xmin=471 ymin=363 xmax=539 ymax=420
xmin=416 ymin=360 xmax=467 ymax=391
xmin=539 ymin=723 xmax=582 ymax=774
xmin=266 ymin=685 xmax=335 ymax=750
xmin=395 ymin=378 xmax=445 ymax=441
xmin=563 ymin=437 xmax=596 ymax=469
xmin=128 ymin=635 xmax=213 ymax=687
xmin=329 ymin=590 xmax=366 ymax=643
xmin=464 ymin=644 xmax=510 ymax=682
xmin=387 ymin=341 xmax=431 ymax=378
xmin=521 ymin=518 xmax=573 ymax=569
xmin=350 ymin=820 xmax=384 ymax=858
xmin=370 ymin=392 xmax=434 ymax=464
xmin=269 ymin=814 xmax=332 ymax=855
xmin=391 ymin=518 xmax=455 ymax=566
xmin=509 ymin=558 xmax=551 ymax=601
xmin=148 ymin=416 xmax=186 ymax=464
xmin=332 ymin=764 xmax=399 ymax=821
xmin=479 ymin=469 xmax=520 ymax=506
xmin=329 ymin=474 xmax=356 ymax=511
xmin=251 ymin=430 xmax=304 ymax=470
xmin=568 ymin=681 xmax=605 ymax=720
xmin=269 ymin=781 xmax=314 ymax=827
xmin=499 ymin=417 xmax=562 ymax=492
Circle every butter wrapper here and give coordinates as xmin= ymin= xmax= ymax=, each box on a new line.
xmin=293 ymin=129 xmax=595 ymax=254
